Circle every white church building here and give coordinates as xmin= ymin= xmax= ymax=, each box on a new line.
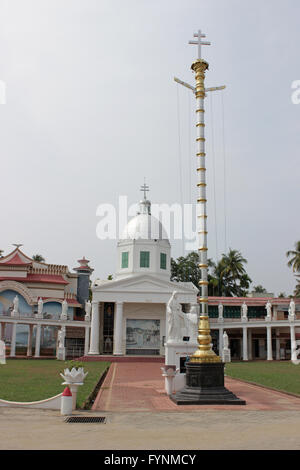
xmin=89 ymin=193 xmax=198 ymax=357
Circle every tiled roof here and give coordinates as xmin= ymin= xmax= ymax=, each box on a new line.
xmin=0 ymin=274 xmax=68 ymax=285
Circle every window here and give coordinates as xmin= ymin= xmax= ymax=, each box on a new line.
xmin=160 ymin=252 xmax=167 ymax=270
xmin=140 ymin=251 xmax=150 ymax=268
xmin=121 ymin=251 xmax=129 ymax=269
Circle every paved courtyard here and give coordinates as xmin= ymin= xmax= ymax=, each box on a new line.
xmin=93 ymin=362 xmax=300 ymax=412
xmin=1 ymin=362 xmax=300 ymax=450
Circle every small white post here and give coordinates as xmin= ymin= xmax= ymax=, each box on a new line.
xmin=60 ymin=387 xmax=73 ymax=416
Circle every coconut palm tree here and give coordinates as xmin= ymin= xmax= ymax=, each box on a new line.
xmin=286 ymin=241 xmax=300 ymax=272
xmin=32 ymin=254 xmax=45 ymax=262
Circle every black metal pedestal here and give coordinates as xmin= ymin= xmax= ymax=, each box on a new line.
xmin=171 ymin=362 xmax=246 ymax=405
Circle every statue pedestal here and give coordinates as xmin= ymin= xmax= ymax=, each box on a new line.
xmin=222 ymin=348 xmax=231 ymax=363
xmin=170 ymin=362 xmax=246 ymax=405
xmin=165 ymin=341 xmax=198 ymax=393
xmin=57 ymin=347 xmax=66 ymax=361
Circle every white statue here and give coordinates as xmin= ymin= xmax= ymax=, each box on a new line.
xmin=58 ymin=326 xmax=66 ymax=349
xmin=11 ymin=295 xmax=19 ymax=316
xmin=57 ymin=325 xmax=66 ymax=360
xmin=166 ymin=291 xmax=187 ymax=342
xmin=291 ymin=340 xmax=300 ymax=363
xmin=241 ymin=302 xmax=248 ymax=321
xmin=37 ymin=297 xmax=43 ymax=317
xmin=185 ymin=305 xmax=198 ymax=343
xmin=0 ymin=340 xmax=6 ymax=365
xmin=85 ymin=300 xmax=91 ymax=320
xmin=265 ymin=300 xmax=272 ymax=320
xmin=218 ymin=303 xmax=223 ymax=320
xmin=222 ymin=331 xmax=231 ymax=363
xmin=61 ymin=299 xmax=68 ymax=320
xmin=223 ymin=331 xmax=229 ymax=349
xmin=289 ymin=299 xmax=296 ymax=319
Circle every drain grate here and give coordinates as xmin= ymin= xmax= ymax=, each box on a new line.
xmin=64 ymin=416 xmax=106 ymax=423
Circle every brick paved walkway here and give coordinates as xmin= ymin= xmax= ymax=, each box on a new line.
xmin=93 ymin=362 xmax=300 ymax=412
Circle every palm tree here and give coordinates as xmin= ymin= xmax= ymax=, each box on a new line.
xmin=252 ymin=285 xmax=267 ymax=294
xmin=32 ymin=254 xmax=45 ymax=262
xmin=286 ymin=241 xmax=300 ymax=272
xmin=218 ymin=249 xmax=251 ymax=296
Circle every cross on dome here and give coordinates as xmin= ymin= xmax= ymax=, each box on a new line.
xmin=188 ymin=29 xmax=211 ymax=59
xmin=140 ymin=179 xmax=149 ymax=200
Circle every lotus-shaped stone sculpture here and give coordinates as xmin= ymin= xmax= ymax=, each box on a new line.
xmin=60 ymin=367 xmax=88 ymax=384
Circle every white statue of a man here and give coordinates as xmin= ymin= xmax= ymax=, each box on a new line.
xmin=223 ymin=331 xmax=229 ymax=349
xmin=37 ymin=297 xmax=43 ymax=316
xmin=12 ymin=295 xmax=19 ymax=315
xmin=218 ymin=303 xmax=223 ymax=319
xmin=289 ymin=299 xmax=296 ymax=318
xmin=265 ymin=300 xmax=272 ymax=319
xmin=166 ymin=291 xmax=187 ymax=342
xmin=241 ymin=302 xmax=248 ymax=320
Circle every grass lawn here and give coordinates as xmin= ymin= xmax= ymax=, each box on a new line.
xmin=0 ymin=360 xmax=110 ymax=408
xmin=225 ymin=361 xmax=300 ymax=396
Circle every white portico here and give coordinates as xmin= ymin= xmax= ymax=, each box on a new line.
xmin=90 ymin=188 xmax=198 ymax=356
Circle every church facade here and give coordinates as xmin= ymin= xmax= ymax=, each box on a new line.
xmin=0 ymin=246 xmax=93 ymax=357
xmin=89 ymin=196 xmax=198 ymax=356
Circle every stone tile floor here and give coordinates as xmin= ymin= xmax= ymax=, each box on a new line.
xmin=93 ymin=362 xmax=300 ymax=412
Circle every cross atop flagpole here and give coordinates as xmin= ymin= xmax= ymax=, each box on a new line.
xmin=188 ymin=29 xmax=211 ymax=60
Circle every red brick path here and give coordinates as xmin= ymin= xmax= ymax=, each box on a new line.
xmin=93 ymin=362 xmax=300 ymax=412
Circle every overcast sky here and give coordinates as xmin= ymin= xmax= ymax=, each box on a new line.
xmin=0 ymin=0 xmax=299 ymax=296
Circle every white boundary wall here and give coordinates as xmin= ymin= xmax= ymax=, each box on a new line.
xmin=0 ymin=393 xmax=62 ymax=409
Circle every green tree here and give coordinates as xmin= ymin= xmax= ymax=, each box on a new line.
xmin=107 ymin=274 xmax=113 ymax=280
xmin=286 ymin=241 xmax=300 ymax=272
xmin=286 ymin=241 xmax=300 ymax=298
xmin=252 ymin=285 xmax=267 ymax=294
xmin=171 ymin=249 xmax=252 ymax=297
xmin=278 ymin=292 xmax=286 ymax=298
xmin=32 ymin=254 xmax=45 ymax=262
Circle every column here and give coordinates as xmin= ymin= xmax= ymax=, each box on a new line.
xmin=10 ymin=323 xmax=17 ymax=357
xmin=84 ymin=325 xmax=90 ymax=356
xmin=27 ymin=324 xmax=33 ymax=357
xmin=290 ymin=324 xmax=296 ymax=361
xmin=34 ymin=324 xmax=41 ymax=357
xmin=113 ymin=301 xmax=124 ymax=356
xmin=219 ymin=327 xmax=223 ymax=357
xmin=267 ymin=325 xmax=273 ymax=361
xmin=242 ymin=327 xmax=248 ymax=361
xmin=276 ymin=328 xmax=280 ymax=360
xmin=248 ymin=329 xmax=252 ymax=360
xmin=0 ymin=322 xmax=5 ymax=341
xmin=88 ymin=301 xmax=99 ymax=355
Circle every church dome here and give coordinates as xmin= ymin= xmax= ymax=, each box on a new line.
xmin=121 ymin=199 xmax=169 ymax=240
